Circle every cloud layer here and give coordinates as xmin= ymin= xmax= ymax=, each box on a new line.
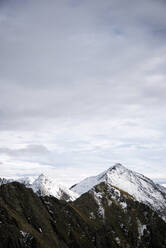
xmin=0 ymin=0 xmax=166 ymax=184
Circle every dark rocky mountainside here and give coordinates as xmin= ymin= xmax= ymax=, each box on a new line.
xmin=0 ymin=181 xmax=166 ymax=248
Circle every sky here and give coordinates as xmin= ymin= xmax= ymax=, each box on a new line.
xmin=0 ymin=0 xmax=166 ymax=186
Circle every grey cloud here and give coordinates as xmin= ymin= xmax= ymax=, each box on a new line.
xmin=0 ymin=145 xmax=49 ymax=157
xmin=0 ymin=144 xmax=56 ymax=165
xmin=0 ymin=0 xmax=166 ymax=179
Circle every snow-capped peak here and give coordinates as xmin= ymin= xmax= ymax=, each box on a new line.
xmin=108 ymin=163 xmax=126 ymax=171
xmin=27 ymin=174 xmax=79 ymax=201
xmin=0 ymin=174 xmax=79 ymax=202
xmin=31 ymin=173 xmax=55 ymax=196
xmin=98 ymin=163 xmax=128 ymax=180
xmin=70 ymin=163 xmax=130 ymax=195
xmin=70 ymin=163 xmax=166 ymax=221
xmin=37 ymin=173 xmax=45 ymax=180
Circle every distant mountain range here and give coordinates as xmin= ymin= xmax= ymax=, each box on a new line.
xmin=0 ymin=163 xmax=166 ymax=248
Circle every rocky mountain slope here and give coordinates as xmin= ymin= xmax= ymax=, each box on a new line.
xmin=70 ymin=163 xmax=166 ymax=221
xmin=0 ymin=181 xmax=166 ymax=248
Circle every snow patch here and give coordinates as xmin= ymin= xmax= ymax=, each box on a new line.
xmin=137 ymin=219 xmax=146 ymax=239
xmin=115 ymin=237 xmax=120 ymax=245
xmin=20 ymin=231 xmax=28 ymax=238
xmin=120 ymin=201 xmax=127 ymax=209
xmin=89 ymin=212 xmax=96 ymax=220
xmin=93 ymin=191 xmax=105 ymax=218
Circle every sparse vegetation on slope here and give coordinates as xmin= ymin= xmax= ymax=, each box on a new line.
xmin=0 ymin=181 xmax=165 ymax=248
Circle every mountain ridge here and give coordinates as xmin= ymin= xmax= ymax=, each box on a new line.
xmin=1 ymin=163 xmax=166 ymax=222
xmin=0 ymin=180 xmax=166 ymax=248
xmin=70 ymin=163 xmax=166 ymax=221
xmin=0 ymin=173 xmax=79 ymax=202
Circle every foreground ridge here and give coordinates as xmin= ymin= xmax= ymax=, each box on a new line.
xmin=0 ymin=181 xmax=166 ymax=248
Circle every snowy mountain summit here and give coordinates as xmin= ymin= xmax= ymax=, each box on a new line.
xmin=23 ymin=173 xmax=79 ymax=201
xmin=70 ymin=163 xmax=166 ymax=221
xmin=1 ymin=164 xmax=166 ymax=221
xmin=0 ymin=174 xmax=78 ymax=201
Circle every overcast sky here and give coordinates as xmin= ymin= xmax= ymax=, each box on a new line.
xmin=0 ymin=0 xmax=166 ymax=185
